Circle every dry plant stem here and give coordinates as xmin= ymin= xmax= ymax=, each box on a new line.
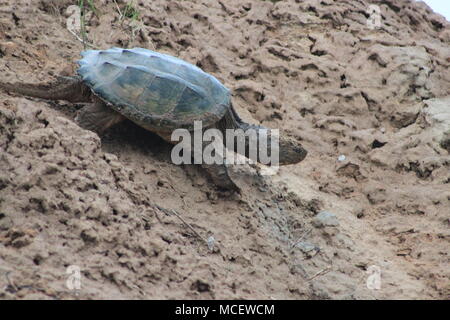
xmin=153 ymin=204 xmax=214 ymax=249
xmin=68 ymin=29 xmax=96 ymax=48
xmin=307 ymin=267 xmax=332 ymax=281
xmin=290 ymin=228 xmax=312 ymax=249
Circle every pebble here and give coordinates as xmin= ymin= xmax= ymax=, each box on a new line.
xmin=312 ymin=211 xmax=340 ymax=228
xmin=207 ymin=236 xmax=215 ymax=251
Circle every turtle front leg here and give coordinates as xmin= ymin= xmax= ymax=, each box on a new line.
xmin=160 ymin=132 xmax=240 ymax=192
xmin=197 ymin=136 xmax=240 ymax=192
xmin=201 ymin=163 xmax=240 ymax=192
xmin=75 ymin=99 xmax=125 ymax=134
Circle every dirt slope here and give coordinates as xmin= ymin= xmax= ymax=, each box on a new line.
xmin=0 ymin=0 xmax=449 ymax=299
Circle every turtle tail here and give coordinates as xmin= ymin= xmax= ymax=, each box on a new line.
xmin=0 ymin=76 xmax=91 ymax=102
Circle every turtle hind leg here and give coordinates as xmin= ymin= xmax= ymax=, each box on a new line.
xmin=0 ymin=76 xmax=91 ymax=102
xmin=75 ymin=99 xmax=125 ymax=134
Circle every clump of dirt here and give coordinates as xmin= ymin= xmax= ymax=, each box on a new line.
xmin=0 ymin=0 xmax=449 ymax=299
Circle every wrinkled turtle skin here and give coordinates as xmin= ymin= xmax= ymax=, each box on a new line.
xmin=77 ymin=47 xmax=230 ymax=132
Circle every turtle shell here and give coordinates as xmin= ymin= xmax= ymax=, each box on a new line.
xmin=77 ymin=47 xmax=230 ymax=132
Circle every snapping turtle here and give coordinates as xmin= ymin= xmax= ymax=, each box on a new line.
xmin=0 ymin=47 xmax=307 ymax=191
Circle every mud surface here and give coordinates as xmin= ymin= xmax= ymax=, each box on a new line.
xmin=0 ymin=0 xmax=449 ymax=299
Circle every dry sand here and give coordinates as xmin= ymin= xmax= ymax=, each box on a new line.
xmin=0 ymin=0 xmax=449 ymax=299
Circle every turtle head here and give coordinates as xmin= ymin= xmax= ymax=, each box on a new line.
xmin=277 ymin=135 xmax=308 ymax=165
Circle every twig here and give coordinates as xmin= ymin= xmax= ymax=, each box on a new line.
xmin=153 ymin=204 xmax=216 ymax=250
xmin=307 ymin=266 xmax=332 ymax=281
xmin=155 ymin=164 xmax=187 ymax=207
xmin=290 ymin=228 xmax=312 ymax=249
xmin=113 ymin=0 xmax=123 ymax=20
xmin=67 ymin=29 xmax=96 ymax=48
xmin=170 ymin=209 xmax=206 ymax=243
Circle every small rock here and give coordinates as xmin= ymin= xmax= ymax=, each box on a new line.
xmin=336 ymin=161 xmax=364 ymax=181
xmin=296 ymin=241 xmax=316 ymax=252
xmin=312 ymin=211 xmax=339 ymax=228
xmin=191 ymin=279 xmax=211 ymax=293
xmin=0 ymin=212 xmax=13 ymax=231
xmin=207 ymin=236 xmax=215 ymax=252
xmin=80 ymin=228 xmax=98 ymax=244
xmin=295 ymin=241 xmax=320 ymax=258
xmin=390 ymin=103 xmax=421 ymax=128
